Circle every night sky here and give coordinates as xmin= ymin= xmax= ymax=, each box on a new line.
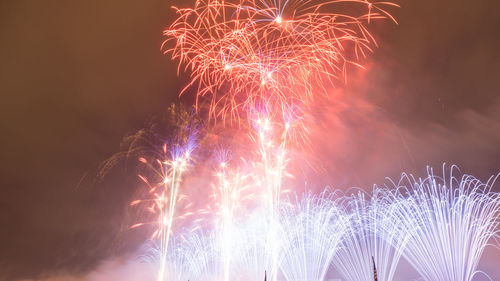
xmin=1 ymin=0 xmax=499 ymax=280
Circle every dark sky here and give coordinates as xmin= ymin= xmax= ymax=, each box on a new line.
xmin=0 ymin=0 xmax=499 ymax=280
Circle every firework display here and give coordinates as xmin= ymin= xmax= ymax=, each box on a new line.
xmin=123 ymin=0 xmax=500 ymax=281
xmin=213 ymin=157 xmax=252 ymax=281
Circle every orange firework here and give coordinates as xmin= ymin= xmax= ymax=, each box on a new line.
xmin=163 ymin=0 xmax=398 ymax=121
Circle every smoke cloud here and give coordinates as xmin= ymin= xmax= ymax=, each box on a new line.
xmin=18 ymin=256 xmax=156 ymax=281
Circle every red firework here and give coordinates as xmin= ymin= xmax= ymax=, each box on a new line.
xmin=163 ymin=0 xmax=398 ymax=123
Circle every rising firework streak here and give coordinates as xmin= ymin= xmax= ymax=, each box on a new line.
xmin=130 ymin=131 xmax=197 ymax=281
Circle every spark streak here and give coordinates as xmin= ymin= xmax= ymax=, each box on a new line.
xmin=134 ymin=165 xmax=499 ymax=281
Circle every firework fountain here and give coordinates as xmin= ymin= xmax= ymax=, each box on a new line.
xmin=213 ymin=155 xmax=252 ymax=281
xmin=332 ymin=188 xmax=409 ymax=281
xmin=216 ymin=161 xmax=236 ymax=281
xmin=279 ymin=191 xmax=347 ymax=281
xmin=253 ymin=115 xmax=289 ymax=281
xmin=390 ymin=167 xmax=500 ymax=281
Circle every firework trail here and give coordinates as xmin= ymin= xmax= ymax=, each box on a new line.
xmin=332 ymin=188 xmax=409 ymax=281
xmin=390 ymin=166 xmax=500 ymax=281
xmin=251 ymin=114 xmax=290 ymax=281
xmin=212 ymin=152 xmax=252 ymax=281
xmin=130 ymin=131 xmax=197 ymax=281
xmin=215 ymin=161 xmax=237 ymax=281
xmin=164 ymin=0 xmax=399 ymax=123
xmin=207 ymin=114 xmax=292 ymax=281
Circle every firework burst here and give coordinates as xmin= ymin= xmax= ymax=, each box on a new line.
xmin=163 ymin=0 xmax=399 ymax=123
